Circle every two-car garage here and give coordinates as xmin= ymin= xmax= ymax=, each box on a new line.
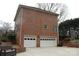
xmin=24 ymin=35 xmax=57 ymax=48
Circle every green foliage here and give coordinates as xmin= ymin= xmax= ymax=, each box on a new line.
xmin=7 ymin=32 xmax=16 ymax=42
xmin=0 ymin=35 xmax=1 ymax=41
xmin=0 ymin=34 xmax=8 ymax=42
xmin=59 ymin=18 xmax=79 ymax=37
xmin=0 ymin=31 xmax=16 ymax=42
xmin=75 ymin=37 xmax=79 ymax=40
xmin=59 ymin=18 xmax=79 ymax=29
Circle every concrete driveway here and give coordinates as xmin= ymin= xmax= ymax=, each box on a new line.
xmin=17 ymin=47 xmax=79 ymax=56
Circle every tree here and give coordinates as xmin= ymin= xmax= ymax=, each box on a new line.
xmin=59 ymin=18 xmax=79 ymax=39
xmin=7 ymin=32 xmax=16 ymax=43
xmin=0 ymin=21 xmax=12 ymax=33
xmin=0 ymin=21 xmax=12 ymax=41
xmin=37 ymin=3 xmax=68 ymax=22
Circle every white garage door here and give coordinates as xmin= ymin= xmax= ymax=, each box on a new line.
xmin=24 ymin=36 xmax=36 ymax=48
xmin=40 ymin=37 xmax=57 ymax=47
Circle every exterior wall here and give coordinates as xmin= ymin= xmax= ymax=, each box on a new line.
xmin=22 ymin=8 xmax=58 ymax=36
xmin=15 ymin=8 xmax=23 ymax=48
xmin=15 ymin=6 xmax=59 ymax=48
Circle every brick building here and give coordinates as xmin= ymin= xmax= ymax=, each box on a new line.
xmin=14 ymin=5 xmax=59 ymax=48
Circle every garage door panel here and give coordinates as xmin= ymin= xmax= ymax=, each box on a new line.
xmin=24 ymin=37 xmax=36 ymax=48
xmin=40 ymin=37 xmax=57 ymax=47
xmin=40 ymin=40 xmax=57 ymax=47
xmin=24 ymin=40 xmax=36 ymax=47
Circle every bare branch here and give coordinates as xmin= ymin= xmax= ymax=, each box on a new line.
xmin=37 ymin=3 xmax=68 ymax=22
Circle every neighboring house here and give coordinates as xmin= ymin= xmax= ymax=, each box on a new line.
xmin=14 ymin=5 xmax=59 ymax=48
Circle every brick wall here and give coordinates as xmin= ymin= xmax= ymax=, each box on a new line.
xmin=14 ymin=5 xmax=59 ymax=48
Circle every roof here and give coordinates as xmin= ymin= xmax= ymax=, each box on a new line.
xmin=14 ymin=4 xmax=59 ymax=21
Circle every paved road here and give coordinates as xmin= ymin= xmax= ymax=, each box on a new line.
xmin=17 ymin=47 xmax=79 ymax=56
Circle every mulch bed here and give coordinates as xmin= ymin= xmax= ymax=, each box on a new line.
xmin=63 ymin=41 xmax=79 ymax=48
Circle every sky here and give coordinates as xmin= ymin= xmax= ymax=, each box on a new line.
xmin=0 ymin=0 xmax=79 ymax=29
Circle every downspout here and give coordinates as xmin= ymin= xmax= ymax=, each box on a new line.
xmin=57 ymin=18 xmax=59 ymax=46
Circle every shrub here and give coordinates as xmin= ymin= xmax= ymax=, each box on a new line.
xmin=7 ymin=32 xmax=16 ymax=42
xmin=0 ymin=34 xmax=8 ymax=42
